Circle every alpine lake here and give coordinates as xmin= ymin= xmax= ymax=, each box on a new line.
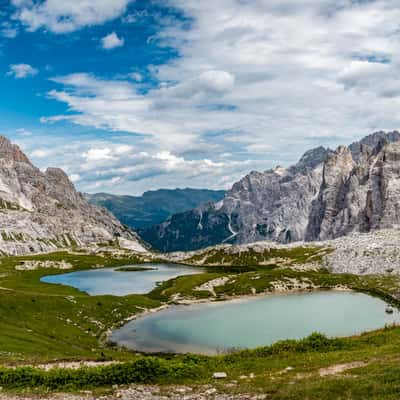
xmin=41 ymin=263 xmax=400 ymax=355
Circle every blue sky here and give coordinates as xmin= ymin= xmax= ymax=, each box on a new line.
xmin=1 ymin=0 xmax=400 ymax=194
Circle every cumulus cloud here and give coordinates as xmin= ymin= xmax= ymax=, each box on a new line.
xmin=30 ymin=148 xmax=51 ymax=158
xmin=11 ymin=0 xmax=131 ymax=33
xmin=101 ymin=32 xmax=125 ymax=49
xmin=69 ymin=173 xmax=81 ymax=182
xmin=128 ymin=72 xmax=143 ymax=82
xmin=7 ymin=63 xmax=38 ymax=78
xmin=36 ymin=0 xmax=400 ymax=192
xmin=83 ymin=144 xmax=133 ymax=161
xmin=17 ymin=137 xmax=255 ymax=194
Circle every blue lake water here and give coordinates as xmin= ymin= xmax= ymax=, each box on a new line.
xmin=111 ymin=291 xmax=400 ymax=354
xmin=41 ymin=263 xmax=202 ymax=295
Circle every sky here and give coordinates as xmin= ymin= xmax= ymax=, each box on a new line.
xmin=1 ymin=0 xmax=400 ymax=195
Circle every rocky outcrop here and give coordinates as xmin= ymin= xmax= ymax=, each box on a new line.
xmin=141 ymin=131 xmax=400 ymax=252
xmin=141 ymin=146 xmax=329 ymax=252
xmin=349 ymin=130 xmax=400 ymax=161
xmin=306 ymin=138 xmax=400 ymax=240
xmin=0 ymin=136 xmax=144 ymax=255
xmin=321 ymin=229 xmax=400 ymax=275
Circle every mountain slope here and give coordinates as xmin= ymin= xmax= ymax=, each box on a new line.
xmin=86 ymin=188 xmax=225 ymax=229
xmin=141 ymin=131 xmax=400 ymax=252
xmin=0 ymin=136 xmax=144 ymax=255
xmin=306 ymin=138 xmax=400 ymax=240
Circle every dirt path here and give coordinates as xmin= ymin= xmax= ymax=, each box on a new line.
xmin=318 ymin=361 xmax=368 ymax=377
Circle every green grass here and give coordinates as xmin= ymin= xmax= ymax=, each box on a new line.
xmin=2 ymin=247 xmax=400 ymax=398
xmin=3 ymin=329 xmax=400 ymax=399
xmin=183 ymin=245 xmax=333 ymax=266
xmin=0 ymin=251 xmax=160 ymax=364
xmin=0 ymin=199 xmax=25 ymax=211
xmin=149 ymin=265 xmax=400 ymax=305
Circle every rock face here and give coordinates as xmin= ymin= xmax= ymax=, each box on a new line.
xmin=0 ymin=136 xmax=142 ymax=255
xmin=141 ymin=131 xmax=400 ymax=252
xmin=307 ymin=138 xmax=400 ymax=240
xmin=321 ymin=229 xmax=400 ymax=275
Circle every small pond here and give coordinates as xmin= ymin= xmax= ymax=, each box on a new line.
xmin=41 ymin=263 xmax=202 ymax=296
xmin=111 ymin=291 xmax=400 ymax=354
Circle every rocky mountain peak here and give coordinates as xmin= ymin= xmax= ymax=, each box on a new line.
xmin=141 ymin=130 xmax=400 ymax=252
xmin=349 ymin=130 xmax=400 ymax=161
xmin=297 ymin=146 xmax=328 ymax=169
xmin=44 ymin=167 xmax=83 ymax=209
xmin=285 ymin=146 xmax=329 ymax=177
xmin=377 ymin=140 xmax=400 ymax=163
xmin=323 ymin=145 xmax=354 ymax=174
xmin=0 ymin=136 xmax=145 ymax=255
xmin=0 ymin=135 xmax=30 ymax=164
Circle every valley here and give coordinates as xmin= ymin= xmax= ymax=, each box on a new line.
xmin=5 ymin=0 xmax=400 ymax=397
xmin=86 ymin=189 xmax=225 ymax=230
xmin=1 ymin=234 xmax=400 ymax=398
xmin=0 ymin=134 xmax=400 ymax=398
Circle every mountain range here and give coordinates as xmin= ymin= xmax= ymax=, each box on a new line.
xmin=86 ymin=189 xmax=225 ymax=230
xmin=0 ymin=136 xmax=144 ymax=255
xmin=140 ymin=131 xmax=400 ymax=252
xmin=2 ymin=131 xmax=400 ymax=256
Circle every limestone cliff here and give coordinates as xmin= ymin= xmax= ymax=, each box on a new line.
xmin=0 ymin=136 xmax=144 ymax=255
xmin=141 ymin=131 xmax=400 ymax=252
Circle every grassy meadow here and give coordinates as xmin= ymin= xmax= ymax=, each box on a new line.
xmin=0 ymin=247 xmax=400 ymax=398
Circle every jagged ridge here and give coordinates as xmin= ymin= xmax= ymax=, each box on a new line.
xmin=140 ymin=131 xmax=400 ymax=252
xmin=0 ymin=136 xmax=144 ymax=255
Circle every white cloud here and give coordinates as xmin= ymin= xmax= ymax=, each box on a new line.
xmin=154 ymin=151 xmax=184 ymax=170
xmin=31 ymin=148 xmax=50 ymax=158
xmin=84 ymin=148 xmax=114 ymax=161
xmin=198 ymin=70 xmax=235 ymax=93
xmin=101 ymin=32 xmax=125 ymax=50
xmin=128 ymin=72 xmax=143 ymax=82
xmin=18 ymin=136 xmax=256 ymax=195
xmin=12 ymin=0 xmax=131 ymax=33
xmin=36 ymin=0 xmax=400 ymax=193
xmin=122 ymin=9 xmax=148 ymax=24
xmin=83 ymin=144 xmax=134 ymax=162
xmin=7 ymin=63 xmax=38 ymax=78
xmin=69 ymin=173 xmax=81 ymax=182
xmin=15 ymin=128 xmax=32 ymax=136
xmin=1 ymin=22 xmax=18 ymax=38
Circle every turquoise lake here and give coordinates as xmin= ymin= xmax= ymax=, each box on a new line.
xmin=111 ymin=291 xmax=400 ymax=354
xmin=41 ymin=263 xmax=202 ymax=295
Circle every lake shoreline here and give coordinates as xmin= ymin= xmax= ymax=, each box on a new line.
xmin=41 ymin=262 xmax=204 ymax=296
xmin=104 ymin=285 xmax=356 ymax=353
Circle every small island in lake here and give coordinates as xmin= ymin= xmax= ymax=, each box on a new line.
xmin=115 ymin=266 xmax=158 ymax=272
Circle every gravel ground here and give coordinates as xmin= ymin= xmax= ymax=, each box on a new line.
xmin=0 ymin=385 xmax=268 ymax=400
xmin=168 ymin=228 xmax=400 ymax=276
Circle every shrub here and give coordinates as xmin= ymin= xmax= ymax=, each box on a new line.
xmin=0 ymin=357 xmax=206 ymax=390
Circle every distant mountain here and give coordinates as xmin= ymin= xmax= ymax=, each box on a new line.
xmin=0 ymin=136 xmax=144 ymax=255
xmin=140 ymin=131 xmax=400 ymax=252
xmin=86 ymin=188 xmax=225 ymax=230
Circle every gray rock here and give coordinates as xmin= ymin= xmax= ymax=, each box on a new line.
xmin=142 ymin=131 xmax=400 ymax=252
xmin=307 ymin=139 xmax=400 ymax=240
xmin=213 ymin=372 xmax=227 ymax=379
xmin=0 ymin=136 xmax=144 ymax=255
